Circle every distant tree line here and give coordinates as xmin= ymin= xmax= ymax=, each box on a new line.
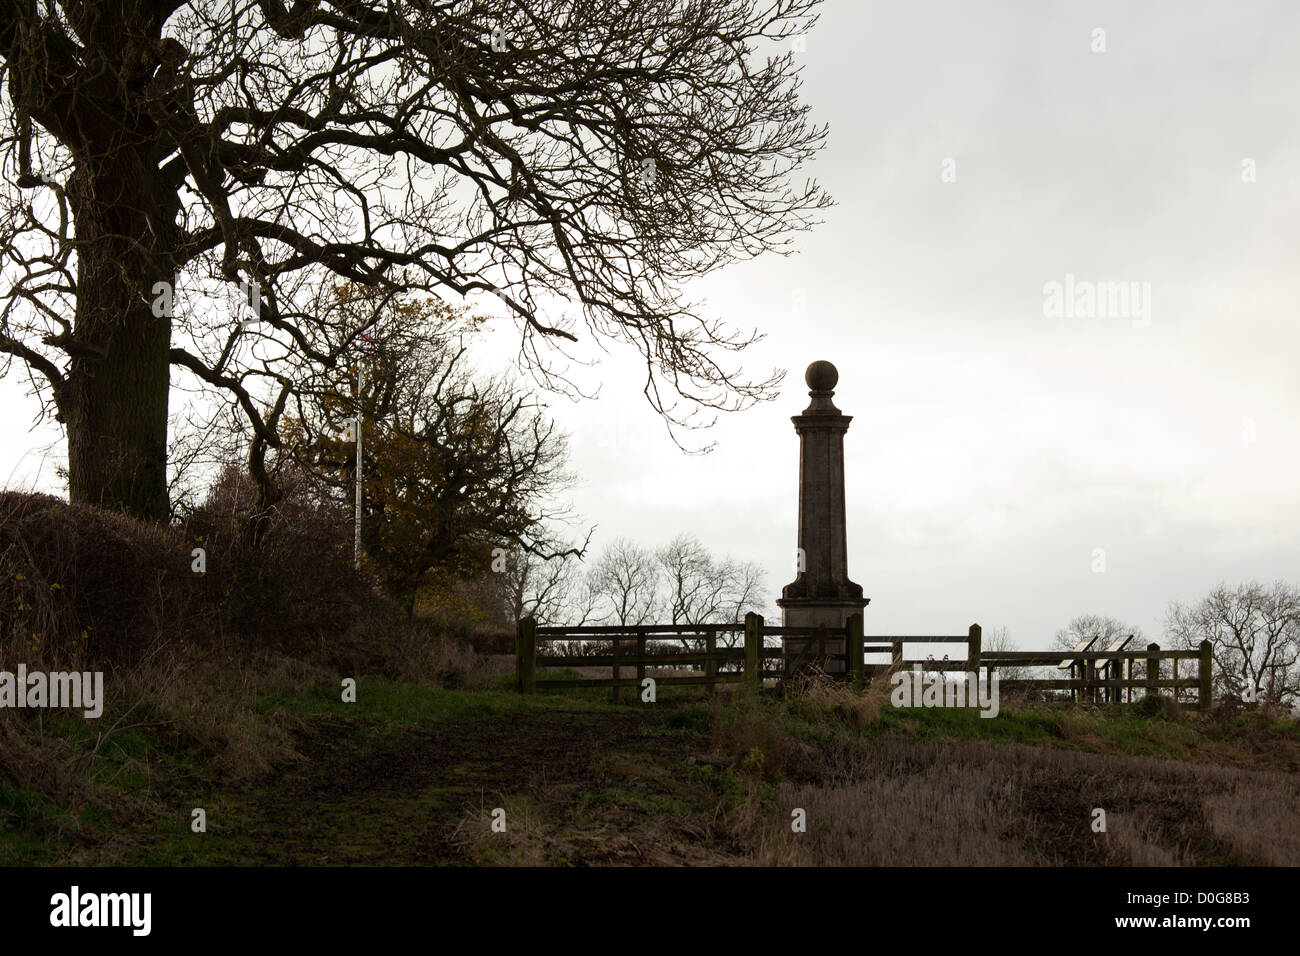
xmin=973 ymin=581 xmax=1300 ymax=710
xmin=492 ymin=533 xmax=768 ymax=633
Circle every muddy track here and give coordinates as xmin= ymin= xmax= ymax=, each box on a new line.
xmin=200 ymin=709 xmax=708 ymax=865
xmin=124 ymin=709 xmax=1294 ymax=866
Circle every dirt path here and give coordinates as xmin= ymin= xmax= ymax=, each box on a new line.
xmin=189 ymin=708 xmax=729 ymax=865
xmin=113 ymin=703 xmax=1298 ymax=867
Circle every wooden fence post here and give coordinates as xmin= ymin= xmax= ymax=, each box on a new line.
xmin=1199 ymin=640 xmax=1213 ymax=713
xmin=612 ymin=633 xmax=622 ymax=703
xmin=744 ymin=612 xmax=762 ymax=689
xmin=637 ymin=632 xmax=646 ymax=704
xmin=891 ymin=638 xmax=903 ymax=673
xmin=1145 ymin=642 xmax=1160 ymax=702
xmin=705 ymin=629 xmax=717 ymax=698
xmin=967 ymin=623 xmax=982 ymax=697
xmin=516 ymin=616 xmax=536 ymax=694
xmin=848 ymin=614 xmax=865 ymax=689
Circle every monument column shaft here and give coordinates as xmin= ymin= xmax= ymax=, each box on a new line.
xmin=796 ymin=418 xmax=851 ymax=592
xmin=777 ymin=360 xmax=868 ymax=673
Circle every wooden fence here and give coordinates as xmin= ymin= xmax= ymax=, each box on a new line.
xmin=981 ymin=645 xmax=1211 ymax=708
xmin=515 ymin=614 xmax=1214 ymax=711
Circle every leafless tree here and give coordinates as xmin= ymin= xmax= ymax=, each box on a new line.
xmin=1166 ymin=581 xmax=1300 ymax=708
xmin=656 ymin=532 xmax=725 ymax=626
xmin=165 ymin=397 xmax=247 ymax=521
xmin=1048 ymin=613 xmax=1145 ymax=699
xmin=1052 ymin=614 xmax=1143 ymax=652
xmin=722 ymin=557 xmax=766 ymax=625
xmin=0 ymin=0 xmax=829 ymax=520
xmin=588 ymin=536 xmax=657 ymax=627
xmin=504 ymin=548 xmax=603 ymax=626
xmin=981 ymin=624 xmax=1036 ymax=683
xmin=654 ymin=531 xmax=765 ymax=649
xmin=493 ymin=543 xmax=584 ymax=626
xmin=561 ymin=568 xmax=602 ymax=628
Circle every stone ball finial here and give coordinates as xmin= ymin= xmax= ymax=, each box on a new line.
xmin=805 ymin=360 xmax=838 ymax=393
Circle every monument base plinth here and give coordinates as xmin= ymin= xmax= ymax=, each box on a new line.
xmin=777 ymin=598 xmax=869 ymax=674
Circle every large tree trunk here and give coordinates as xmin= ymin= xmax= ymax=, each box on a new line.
xmin=64 ymin=151 xmax=174 ymax=522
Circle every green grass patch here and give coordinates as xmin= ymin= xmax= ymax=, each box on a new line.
xmin=0 ymin=781 xmax=80 ymax=864
xmin=257 ymin=676 xmax=627 ymax=730
xmin=660 ymin=704 xmax=710 ymax=734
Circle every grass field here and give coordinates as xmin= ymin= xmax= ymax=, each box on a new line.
xmin=3 ymin=660 xmax=1297 ymax=866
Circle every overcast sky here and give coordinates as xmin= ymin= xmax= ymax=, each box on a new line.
xmin=3 ymin=0 xmax=1298 ymax=649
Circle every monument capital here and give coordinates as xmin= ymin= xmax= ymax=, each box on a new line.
xmin=799 ymin=358 xmax=844 ymax=415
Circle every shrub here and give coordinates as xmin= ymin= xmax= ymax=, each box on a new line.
xmin=0 ymin=491 xmax=190 ymax=668
xmin=0 ymin=484 xmax=486 ymax=684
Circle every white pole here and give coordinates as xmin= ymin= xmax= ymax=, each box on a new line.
xmin=354 ymin=359 xmax=363 ymax=571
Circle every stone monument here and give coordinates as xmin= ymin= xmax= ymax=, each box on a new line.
xmin=776 ymin=360 xmax=869 ymax=672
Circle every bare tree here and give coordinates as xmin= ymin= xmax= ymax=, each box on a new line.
xmin=1052 ymin=614 xmax=1143 ymax=652
xmin=493 ymin=544 xmax=582 ymax=626
xmin=656 ymin=532 xmax=728 ymax=626
xmin=588 ymin=537 xmax=657 ymax=626
xmin=722 ymin=557 xmax=766 ymax=625
xmin=1166 ymin=581 xmax=1300 ymax=707
xmin=654 ymin=532 xmax=766 ymax=652
xmin=1046 ymin=613 xmax=1145 ymax=700
xmin=981 ymin=624 xmax=1035 ymax=683
xmin=165 ymin=397 xmax=247 ymax=521
xmin=0 ymin=0 xmax=829 ymax=520
xmin=562 ymin=569 xmax=602 ymax=628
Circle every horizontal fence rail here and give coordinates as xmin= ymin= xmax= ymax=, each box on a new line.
xmin=515 ymin=616 xmax=1213 ymax=711
xmin=535 ymin=624 xmax=745 ymax=635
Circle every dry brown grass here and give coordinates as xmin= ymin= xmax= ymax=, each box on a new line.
xmin=704 ymin=674 xmax=1300 ymax=867
xmin=706 ymin=674 xmax=899 ymax=784
xmin=451 ymin=795 xmax=550 ymax=866
xmin=0 ymin=488 xmax=487 ymax=681
xmin=1201 ymin=783 xmax=1300 ymax=865
xmin=789 ymin=669 xmax=892 ymax=728
xmin=708 ymin=691 xmax=806 ymax=782
xmin=0 ymin=647 xmax=317 ymax=807
xmin=742 ymin=738 xmax=1300 ymax=866
xmin=121 ymin=650 xmax=323 ymax=783
xmin=0 ymin=645 xmax=322 ymax=865
xmin=449 ymin=764 xmax=747 ymax=867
